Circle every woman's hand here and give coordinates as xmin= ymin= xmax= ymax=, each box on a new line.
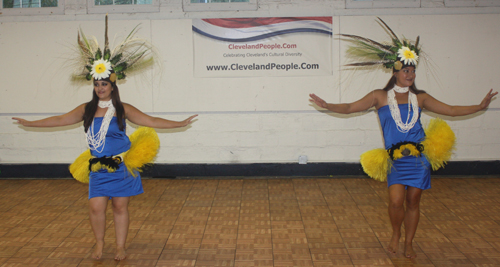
xmin=479 ymin=89 xmax=498 ymax=110
xmin=309 ymin=94 xmax=328 ymax=109
xmin=12 ymin=117 xmax=31 ymax=127
xmin=181 ymin=115 xmax=198 ymax=127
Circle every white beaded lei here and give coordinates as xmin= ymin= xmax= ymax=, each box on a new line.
xmin=86 ymin=100 xmax=115 ymax=153
xmin=387 ymin=86 xmax=419 ymax=133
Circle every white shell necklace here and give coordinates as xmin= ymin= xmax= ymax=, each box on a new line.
xmin=393 ymin=84 xmax=409 ymax=93
xmin=86 ymin=100 xmax=115 ymax=153
xmin=387 ymin=85 xmax=419 ymax=133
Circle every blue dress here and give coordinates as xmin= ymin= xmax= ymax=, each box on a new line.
xmin=88 ymin=117 xmax=144 ymax=199
xmin=378 ymin=104 xmax=431 ymax=190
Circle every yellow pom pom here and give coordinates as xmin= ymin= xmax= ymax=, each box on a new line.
xmin=89 ymin=162 xmax=117 ymax=173
xmin=407 ymin=144 xmax=421 ymax=157
xmin=392 ymin=149 xmax=403 ymax=160
xmin=69 ymin=149 xmax=91 ymax=184
xmin=124 ymin=127 xmax=160 ymax=176
xmin=360 ymin=148 xmax=391 ymax=182
xmin=422 ymin=118 xmax=456 ymax=171
xmin=90 ymin=162 xmax=102 ymax=173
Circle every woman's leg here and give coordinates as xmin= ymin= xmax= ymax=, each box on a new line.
xmin=111 ymin=196 xmax=130 ymax=260
xmin=403 ymin=186 xmax=423 ymax=259
xmin=387 ymin=184 xmax=406 ymax=254
xmin=89 ymin=196 xmax=109 ymax=260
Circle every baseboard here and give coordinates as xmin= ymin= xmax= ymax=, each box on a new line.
xmin=1 ymin=161 xmax=499 ymax=178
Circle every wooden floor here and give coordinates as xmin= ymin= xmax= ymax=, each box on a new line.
xmin=0 ymin=177 xmax=499 ymax=267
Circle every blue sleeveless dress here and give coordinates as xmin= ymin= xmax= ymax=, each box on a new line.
xmin=378 ymin=104 xmax=431 ymax=190
xmin=88 ymin=117 xmax=144 ymax=199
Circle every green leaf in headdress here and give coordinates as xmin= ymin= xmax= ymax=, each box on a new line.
xmin=89 ymin=57 xmax=95 ymax=65
xmin=116 ymin=72 xmax=126 ymax=80
xmin=110 ymin=53 xmax=123 ymax=65
xmin=95 ymin=48 xmax=102 ymax=60
xmin=86 ymin=73 xmax=93 ymax=80
xmin=86 ymin=65 xmax=92 ymax=71
xmin=385 ymin=54 xmax=398 ymax=61
xmin=384 ymin=62 xmax=394 ymax=69
xmin=103 ymin=48 xmax=111 ymax=61
xmin=113 ymin=62 xmax=128 ymax=73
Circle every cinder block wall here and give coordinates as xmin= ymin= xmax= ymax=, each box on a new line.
xmin=1 ymin=1 xmax=499 ymax=165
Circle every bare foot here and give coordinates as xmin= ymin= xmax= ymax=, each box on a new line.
xmin=114 ymin=247 xmax=127 ymax=261
xmin=387 ymin=233 xmax=400 ymax=254
xmin=404 ymin=243 xmax=417 ymax=259
xmin=91 ymin=241 xmax=104 ymax=260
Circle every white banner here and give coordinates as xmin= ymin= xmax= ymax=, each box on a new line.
xmin=193 ymin=17 xmax=332 ymax=78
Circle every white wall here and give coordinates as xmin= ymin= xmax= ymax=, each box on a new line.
xmin=1 ymin=1 xmax=499 ymax=164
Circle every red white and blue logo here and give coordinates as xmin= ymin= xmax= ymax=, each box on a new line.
xmin=193 ymin=17 xmax=332 ymax=43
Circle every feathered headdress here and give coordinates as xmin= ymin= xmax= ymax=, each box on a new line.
xmin=340 ymin=17 xmax=421 ymax=71
xmin=72 ymin=15 xmax=155 ymax=83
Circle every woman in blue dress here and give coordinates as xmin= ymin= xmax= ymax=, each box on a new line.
xmin=309 ymin=18 xmax=497 ymax=259
xmin=13 ymin=75 xmax=197 ymax=260
xmin=310 ymin=71 xmax=495 ymax=258
xmin=12 ymin=16 xmax=197 ymax=261
xmin=13 ymin=75 xmax=197 ymax=261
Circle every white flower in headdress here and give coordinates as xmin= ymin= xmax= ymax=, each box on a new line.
xmin=90 ymin=59 xmax=112 ymax=80
xmin=397 ymin=46 xmax=419 ymax=66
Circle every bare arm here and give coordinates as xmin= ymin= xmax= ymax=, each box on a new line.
xmin=12 ymin=104 xmax=85 ymax=127
xmin=309 ymin=90 xmax=382 ymax=114
xmin=124 ymin=103 xmax=197 ymax=129
xmin=421 ymin=89 xmax=497 ymax=117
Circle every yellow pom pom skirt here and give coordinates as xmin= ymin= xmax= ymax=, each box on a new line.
xmin=361 ymin=107 xmax=455 ymax=189
xmin=69 ymin=118 xmax=159 ymax=198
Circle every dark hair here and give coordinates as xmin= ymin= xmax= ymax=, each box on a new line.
xmin=83 ymin=81 xmax=125 ymax=133
xmin=382 ymin=69 xmax=426 ymax=95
